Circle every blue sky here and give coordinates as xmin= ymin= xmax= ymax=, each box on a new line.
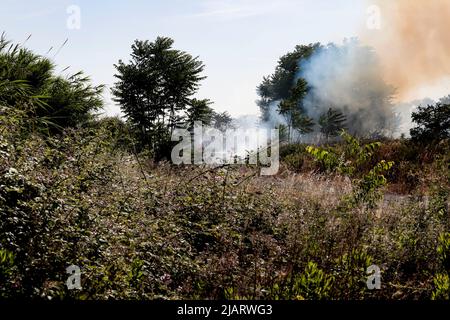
xmin=1 ymin=0 xmax=367 ymax=117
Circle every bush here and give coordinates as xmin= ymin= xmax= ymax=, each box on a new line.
xmin=0 ymin=36 xmax=103 ymax=132
xmin=0 ymin=104 xmax=448 ymax=300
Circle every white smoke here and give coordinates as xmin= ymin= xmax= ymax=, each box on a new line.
xmin=393 ymin=98 xmax=435 ymax=137
xmin=298 ymin=39 xmax=396 ymax=137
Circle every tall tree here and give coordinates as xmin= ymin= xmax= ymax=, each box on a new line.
xmin=212 ymin=111 xmax=234 ymax=132
xmin=257 ymin=43 xmax=320 ymax=122
xmin=258 ymin=41 xmax=396 ymax=138
xmin=112 ymin=36 xmax=206 ymax=151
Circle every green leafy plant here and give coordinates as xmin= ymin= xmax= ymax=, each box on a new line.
xmin=307 ymin=131 xmax=393 ymax=208
xmin=0 ymin=249 xmax=16 ymax=298
xmin=432 ymin=273 xmax=450 ymax=300
xmin=431 ymin=233 xmax=450 ymax=300
xmin=437 ymin=233 xmax=450 ymax=272
xmin=268 ymin=262 xmax=333 ymax=300
xmin=305 ymin=145 xmax=341 ymax=172
xmin=332 ymin=249 xmax=374 ymax=299
xmin=348 ymin=160 xmax=394 ymax=208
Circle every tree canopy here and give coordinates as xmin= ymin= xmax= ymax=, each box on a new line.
xmin=410 ymin=102 xmax=450 ymax=142
xmin=112 ymin=36 xmax=206 ymax=153
xmin=257 ymin=43 xmax=319 ymax=123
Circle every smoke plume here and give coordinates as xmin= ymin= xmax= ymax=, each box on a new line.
xmin=299 ymin=40 xmax=396 ymax=136
xmin=258 ymin=1 xmax=450 ymax=138
xmin=361 ymin=0 xmax=450 ymax=101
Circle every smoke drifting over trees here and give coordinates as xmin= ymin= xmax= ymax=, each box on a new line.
xmin=256 ymin=1 xmax=450 ymax=140
xmin=257 ymin=40 xmax=396 ymax=139
xmin=300 ymin=40 xmax=396 ymax=136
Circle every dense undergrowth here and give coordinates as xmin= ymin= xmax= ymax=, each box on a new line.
xmin=1 ymin=105 xmax=449 ymax=300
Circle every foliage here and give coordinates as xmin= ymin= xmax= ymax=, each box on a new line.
xmin=279 ymin=262 xmax=333 ymax=300
xmin=437 ymin=233 xmax=450 ymax=272
xmin=306 ymin=130 xmax=383 ymax=174
xmin=432 ymin=233 xmax=450 ymax=300
xmin=40 ymin=72 xmax=104 ymax=128
xmin=212 ymin=111 xmax=234 ymax=132
xmin=277 ymin=78 xmax=314 ymax=141
xmin=0 ymin=108 xmax=448 ymax=299
xmin=332 ymin=249 xmax=374 ymax=299
xmin=112 ymin=36 xmax=206 ymax=155
xmin=185 ymin=98 xmax=214 ymax=129
xmin=306 ymin=131 xmax=393 ymax=208
xmin=0 ymin=249 xmax=16 ymax=298
xmin=305 ymin=145 xmax=341 ymax=172
xmin=347 ymin=160 xmax=394 ymax=208
xmin=410 ymin=103 xmax=450 ymax=142
xmin=258 ymin=41 xmax=396 ymax=137
xmin=0 ymin=33 xmax=449 ymax=302
xmin=432 ymin=273 xmax=450 ymax=300
xmin=0 ymin=34 xmax=103 ymax=131
xmin=318 ymin=108 xmax=346 ymax=141
xmin=257 ymin=43 xmax=319 ymax=122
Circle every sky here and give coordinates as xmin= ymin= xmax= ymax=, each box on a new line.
xmin=0 ymin=0 xmax=368 ymax=117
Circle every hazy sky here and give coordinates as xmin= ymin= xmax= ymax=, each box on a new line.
xmin=1 ymin=0 xmax=368 ymax=117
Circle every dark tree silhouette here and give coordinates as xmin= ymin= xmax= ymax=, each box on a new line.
xmin=185 ymin=98 xmax=214 ymax=129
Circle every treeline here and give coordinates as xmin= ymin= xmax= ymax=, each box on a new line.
xmin=0 ymin=34 xmax=234 ymax=160
xmin=1 ymin=34 xmax=449 ymax=158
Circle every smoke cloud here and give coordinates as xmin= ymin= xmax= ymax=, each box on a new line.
xmin=299 ymin=40 xmax=396 ymax=136
xmin=361 ymin=0 xmax=450 ymax=101
xmin=257 ymin=1 xmax=450 ymax=138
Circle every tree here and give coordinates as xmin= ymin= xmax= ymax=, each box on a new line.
xmin=112 ymin=36 xmax=206 ymax=153
xmin=258 ymin=41 xmax=396 ymax=138
xmin=318 ymin=108 xmax=347 ymax=142
xmin=212 ymin=111 xmax=234 ymax=132
xmin=277 ymin=78 xmax=314 ymax=142
xmin=257 ymin=43 xmax=319 ymax=122
xmin=185 ymin=98 xmax=214 ymax=129
xmin=410 ymin=103 xmax=450 ymax=142
xmin=291 ymin=111 xmax=314 ymax=135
